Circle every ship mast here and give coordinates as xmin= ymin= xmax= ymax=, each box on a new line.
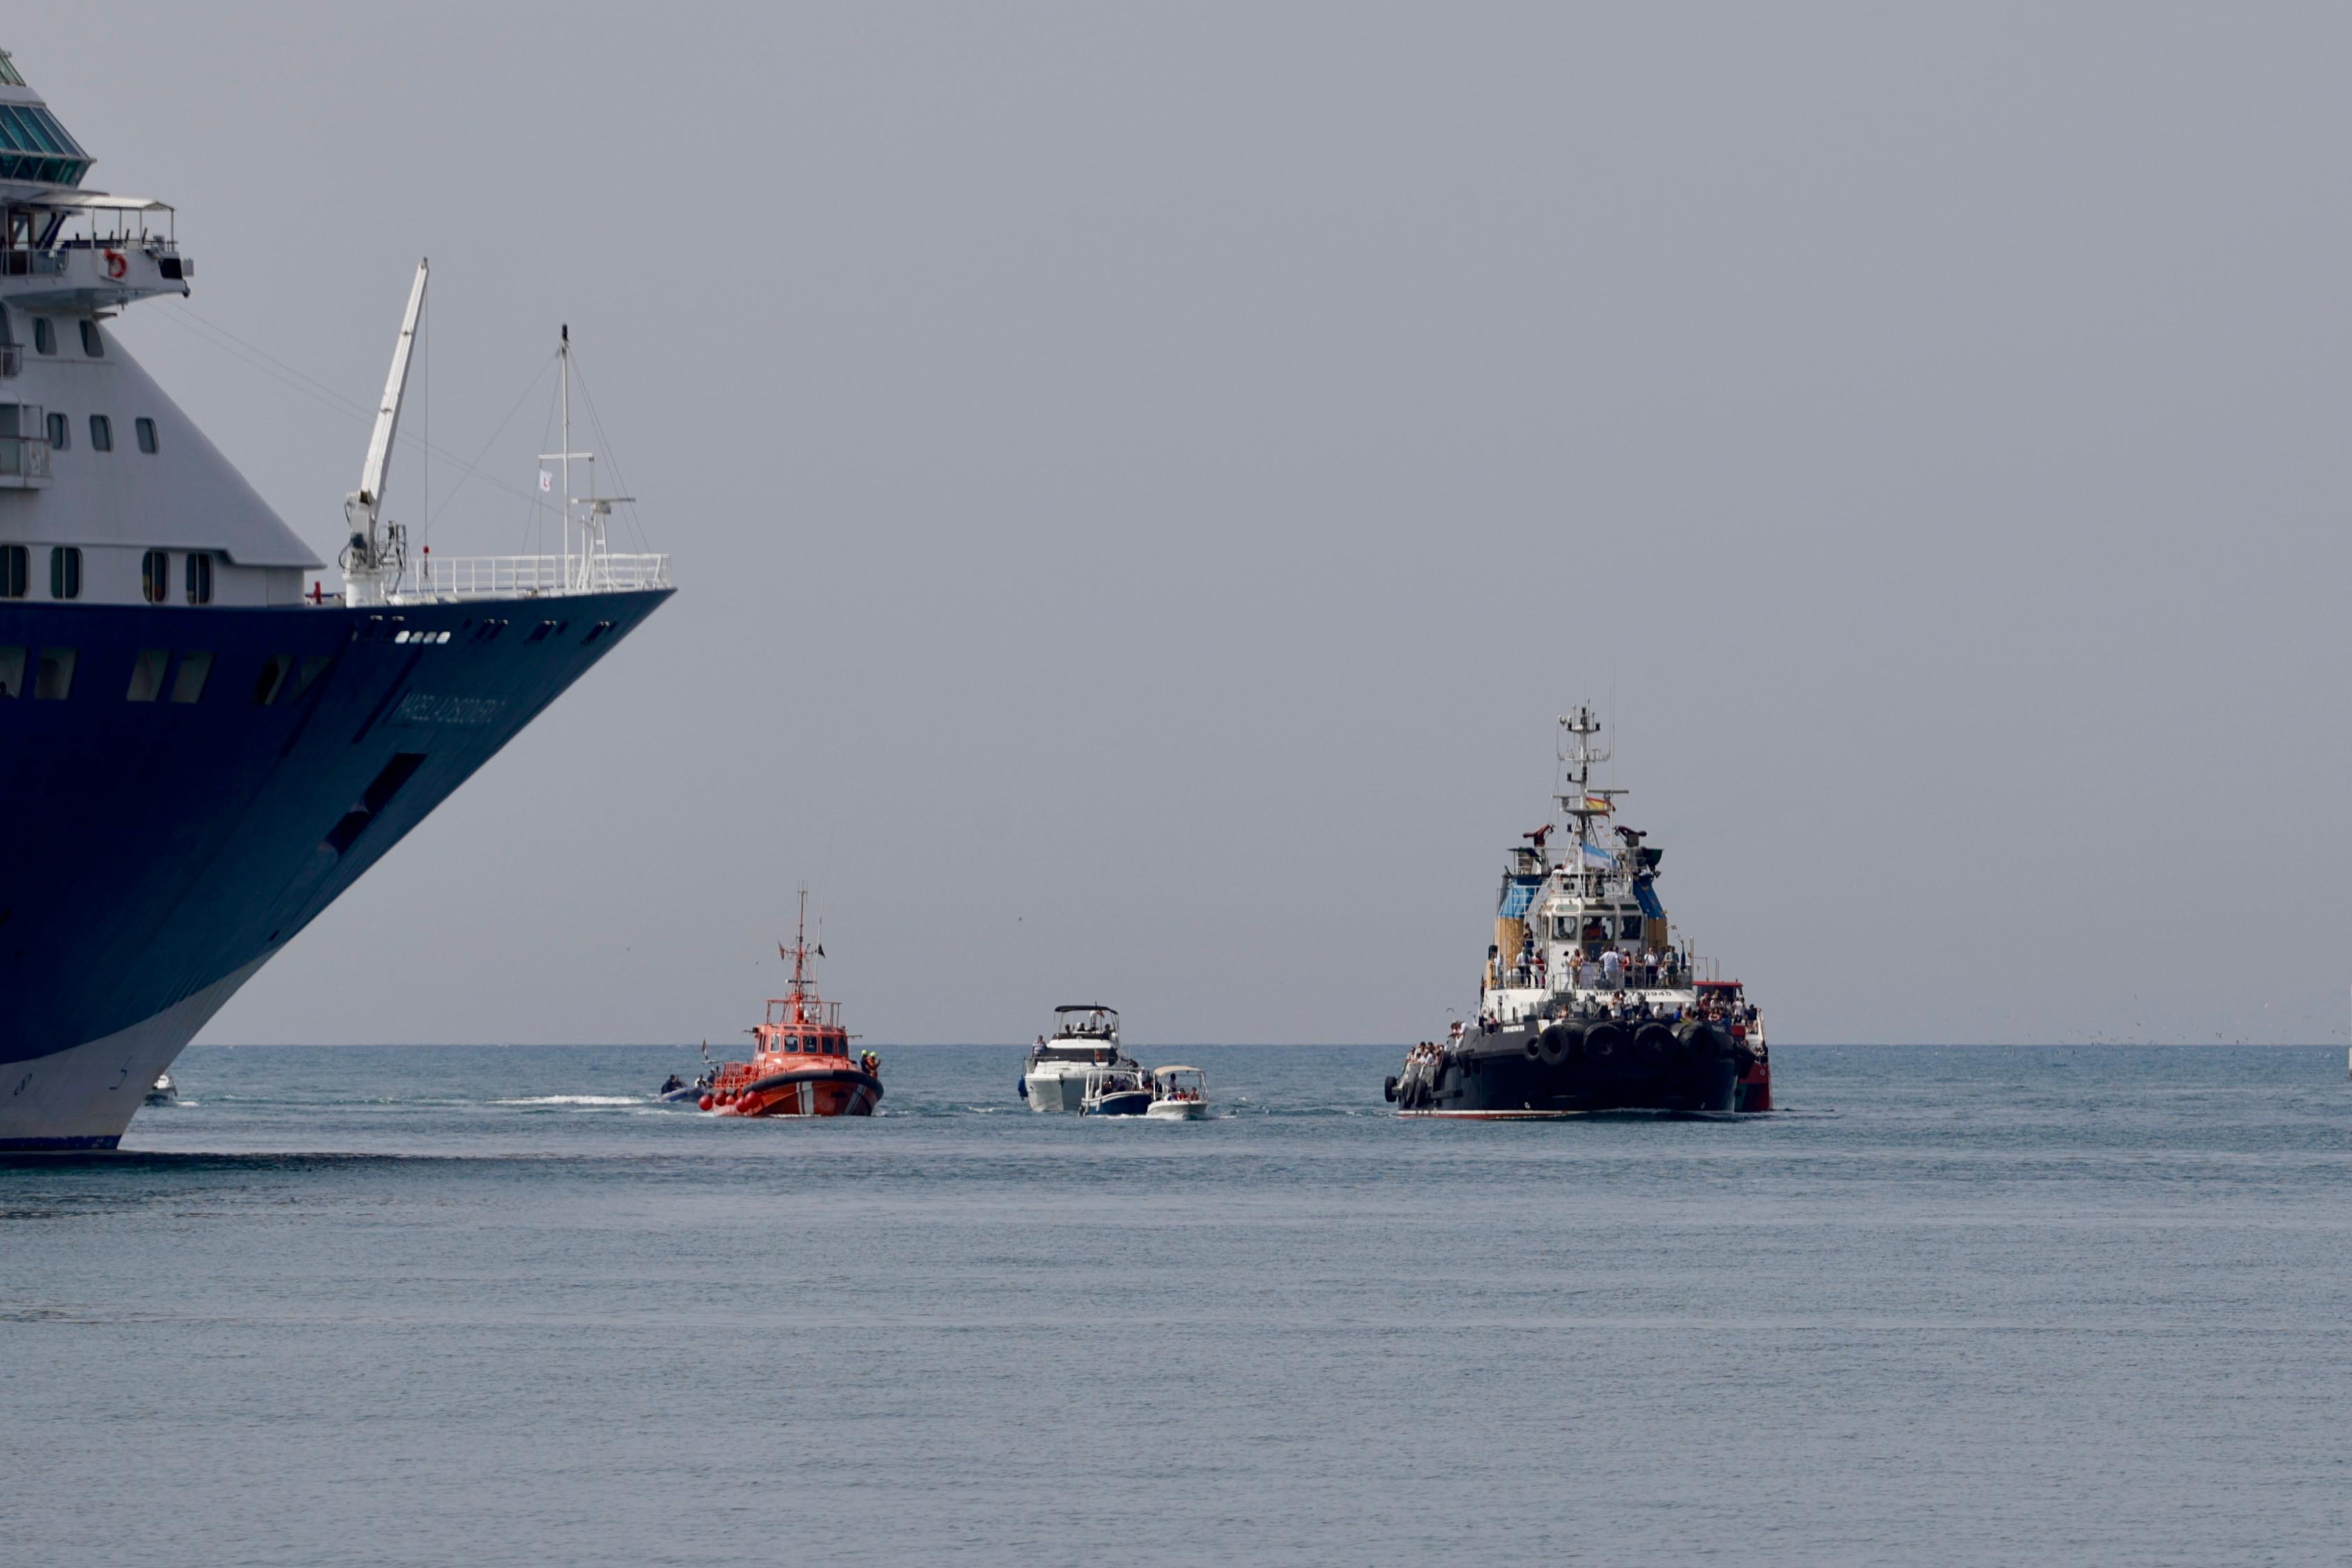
xmin=1556 ymin=707 xmax=1622 ymax=889
xmin=538 ymin=327 xmax=632 ymax=594
xmin=778 ymin=888 xmax=817 ymax=1024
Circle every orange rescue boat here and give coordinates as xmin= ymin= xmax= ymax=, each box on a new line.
xmin=702 ymin=894 xmax=882 ymax=1118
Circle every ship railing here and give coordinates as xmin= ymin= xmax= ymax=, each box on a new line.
xmin=398 ymin=552 xmax=672 ymax=601
xmin=1492 ymin=964 xmax=1691 ymax=992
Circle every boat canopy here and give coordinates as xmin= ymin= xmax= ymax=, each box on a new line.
xmin=1053 ymin=1004 xmax=1118 ymax=1015
xmin=1152 ymin=1065 xmax=1202 ymax=1079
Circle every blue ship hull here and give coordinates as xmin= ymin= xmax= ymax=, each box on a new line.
xmin=0 ymin=589 xmax=670 ymax=1149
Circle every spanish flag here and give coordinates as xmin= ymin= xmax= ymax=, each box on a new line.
xmin=1583 ymin=795 xmax=1612 ymax=814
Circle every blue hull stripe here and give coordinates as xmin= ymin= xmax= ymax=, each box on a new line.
xmin=0 ymin=590 xmax=671 ymax=1070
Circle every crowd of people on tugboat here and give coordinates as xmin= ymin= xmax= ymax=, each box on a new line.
xmin=1494 ymin=940 xmax=1691 ymax=992
xmin=1455 ymin=988 xmax=1762 ymax=1040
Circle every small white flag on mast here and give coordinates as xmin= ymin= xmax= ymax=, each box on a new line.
xmin=539 ymin=469 xmax=553 ymax=493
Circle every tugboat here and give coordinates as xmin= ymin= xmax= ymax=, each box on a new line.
xmin=1021 ymin=1006 xmax=1139 ymax=1112
xmin=1388 ymin=709 xmax=1772 ymax=1118
xmin=701 ymin=895 xmax=883 ymax=1118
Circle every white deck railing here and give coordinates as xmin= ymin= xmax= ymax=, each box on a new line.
xmin=399 ymin=552 xmax=671 ymax=601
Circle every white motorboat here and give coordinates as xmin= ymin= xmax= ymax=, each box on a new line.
xmin=1021 ymin=1005 xmax=1137 ymax=1112
xmin=1146 ymin=1065 xmax=1208 ymax=1120
xmin=142 ymin=1072 xmax=177 ymax=1107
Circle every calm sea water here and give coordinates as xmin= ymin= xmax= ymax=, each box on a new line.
xmin=6 ymin=1043 xmax=2350 ymax=1566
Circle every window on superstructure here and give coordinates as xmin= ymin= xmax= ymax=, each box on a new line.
xmin=79 ymin=320 xmax=101 ymax=358
xmin=47 ymin=546 xmax=79 ymax=600
xmin=141 ymin=550 xmax=169 ymax=604
xmin=136 ymin=418 xmax=158 ymax=455
xmin=185 ymin=553 xmax=213 ymax=605
xmin=88 ymin=414 xmax=111 ymax=452
xmin=0 ymin=51 xmax=25 ymax=89
xmin=0 ymin=545 xmax=24 ymax=600
xmin=31 ymin=318 xmax=53 ymax=356
xmin=44 ymin=411 xmax=66 ymax=450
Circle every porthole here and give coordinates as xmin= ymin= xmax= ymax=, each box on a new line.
xmin=125 ymin=648 xmax=167 ymax=702
xmin=141 ymin=549 xmax=169 ymax=605
xmin=44 ymin=411 xmax=65 ymax=450
xmin=48 ymin=546 xmax=79 ymax=600
xmin=88 ymin=414 xmax=112 ymax=453
xmin=31 ymin=318 xmax=54 ymax=356
xmin=79 ymin=320 xmax=101 ymax=358
xmin=0 ymin=544 xmax=24 ymax=599
xmin=34 ymin=646 xmax=75 ymax=699
xmin=169 ymin=651 xmax=212 ymax=704
xmin=135 ymin=418 xmax=158 ymax=455
xmin=184 ymin=552 xmax=213 ymax=605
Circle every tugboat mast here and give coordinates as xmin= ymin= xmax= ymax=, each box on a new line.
xmin=1556 ymin=706 xmax=1622 ymax=894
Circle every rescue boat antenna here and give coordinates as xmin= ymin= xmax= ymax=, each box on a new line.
xmin=343 ymin=259 xmax=428 ymax=606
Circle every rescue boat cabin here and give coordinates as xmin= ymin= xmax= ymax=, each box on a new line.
xmin=750 ymin=988 xmax=848 ymax=1059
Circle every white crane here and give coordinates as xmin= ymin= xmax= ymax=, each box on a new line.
xmin=342 ymin=258 xmax=427 ymax=606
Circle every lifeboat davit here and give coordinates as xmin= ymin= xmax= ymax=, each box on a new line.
xmin=703 ymin=893 xmax=882 ymax=1118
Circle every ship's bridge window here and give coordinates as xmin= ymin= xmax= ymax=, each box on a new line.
xmin=44 ymin=411 xmax=66 ymax=450
xmin=0 ymin=544 xmax=24 ymax=599
xmin=185 ymin=553 xmax=213 ymax=605
xmin=0 ymin=104 xmax=92 ymax=186
xmin=78 ymin=320 xmax=101 ymax=358
xmin=88 ymin=414 xmax=111 ymax=452
xmin=136 ymin=418 xmax=158 ymax=455
xmin=31 ymin=318 xmax=53 ymax=356
xmin=141 ymin=550 xmax=170 ymax=604
xmin=0 ymin=51 xmax=24 ymax=88
xmin=48 ymin=546 xmax=79 ymax=600
xmin=1621 ymin=915 xmax=1642 ymax=938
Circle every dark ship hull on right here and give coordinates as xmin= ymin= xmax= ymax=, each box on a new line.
xmin=1389 ymin=708 xmax=1771 ymax=1119
xmin=1389 ymin=1013 xmax=1747 ymax=1117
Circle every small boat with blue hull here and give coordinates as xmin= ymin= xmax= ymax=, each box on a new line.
xmin=1079 ymin=1063 xmax=1152 ymax=1116
xmin=1389 ymin=709 xmax=1772 ymax=1118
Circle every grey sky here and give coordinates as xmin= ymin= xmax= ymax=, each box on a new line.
xmin=20 ymin=3 xmax=2350 ymax=1045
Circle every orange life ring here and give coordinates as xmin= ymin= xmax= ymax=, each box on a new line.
xmin=102 ymin=249 xmax=127 ymax=281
